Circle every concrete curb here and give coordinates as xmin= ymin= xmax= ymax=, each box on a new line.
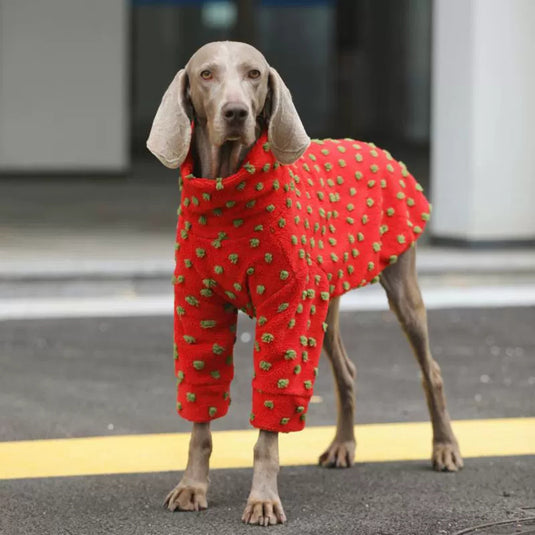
xmin=1 ymin=247 xmax=534 ymax=281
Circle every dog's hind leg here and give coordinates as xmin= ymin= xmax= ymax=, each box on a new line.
xmin=318 ymin=296 xmax=357 ymax=468
xmin=164 ymin=422 xmax=212 ymax=511
xmin=380 ymin=246 xmax=463 ymax=471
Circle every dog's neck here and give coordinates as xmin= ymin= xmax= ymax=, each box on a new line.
xmin=191 ymin=120 xmax=262 ymax=179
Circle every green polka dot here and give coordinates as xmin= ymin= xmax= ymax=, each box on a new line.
xmin=256 ymin=285 xmax=265 ymax=295
xmin=233 ymin=219 xmax=244 ymax=228
xmin=212 ymin=343 xmax=224 ymax=355
xmin=200 ymin=320 xmax=216 ymax=329
xmin=186 ymin=392 xmax=196 ymax=402
xmin=277 ymin=302 xmax=289 ymax=313
xmin=397 ymin=192 xmax=405 ymax=200
xmin=304 ymin=380 xmax=312 ymax=390
xmin=280 ymin=270 xmax=289 ymax=280
xmin=285 ymin=349 xmax=297 ymax=360
xmin=280 ymin=418 xmax=290 ymax=425
xmin=185 ymin=296 xmax=199 ymax=307
xmin=250 ymin=238 xmax=260 ymax=248
xmin=261 ymin=333 xmax=275 ymax=344
xmin=260 ymin=360 xmax=272 ymax=371
xmin=397 ymin=235 xmax=406 ymax=244
xmin=278 ymin=379 xmax=289 ymax=389
xmin=264 ymin=400 xmax=274 ymax=409
xmin=193 ymin=360 xmax=205 ymax=370
xmin=210 ymin=370 xmax=220 ymax=379
xmin=208 ymin=407 xmax=217 ymax=417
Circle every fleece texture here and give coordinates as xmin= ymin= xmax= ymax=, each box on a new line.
xmin=173 ymin=132 xmax=430 ymax=433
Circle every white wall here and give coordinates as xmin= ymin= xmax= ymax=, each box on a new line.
xmin=0 ymin=0 xmax=128 ymax=172
xmin=431 ymin=0 xmax=535 ymax=241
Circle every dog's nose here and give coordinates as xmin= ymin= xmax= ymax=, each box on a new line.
xmin=222 ymin=103 xmax=249 ymax=123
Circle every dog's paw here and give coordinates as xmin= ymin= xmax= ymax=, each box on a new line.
xmin=164 ymin=482 xmax=208 ymax=512
xmin=432 ymin=440 xmax=464 ymax=472
xmin=318 ymin=439 xmax=356 ymax=468
xmin=242 ymin=498 xmax=286 ymax=526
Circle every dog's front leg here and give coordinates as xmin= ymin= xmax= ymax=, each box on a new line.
xmin=242 ymin=430 xmax=286 ymax=526
xmin=164 ymin=422 xmax=212 ymax=511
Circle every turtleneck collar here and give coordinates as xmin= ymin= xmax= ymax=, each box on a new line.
xmin=178 ymin=132 xmax=286 ymax=231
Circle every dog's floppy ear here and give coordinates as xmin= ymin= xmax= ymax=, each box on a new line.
xmin=266 ymin=68 xmax=310 ymax=165
xmin=147 ymin=69 xmax=191 ymax=169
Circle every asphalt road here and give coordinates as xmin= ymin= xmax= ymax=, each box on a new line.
xmin=1 ymin=306 xmax=534 ymax=534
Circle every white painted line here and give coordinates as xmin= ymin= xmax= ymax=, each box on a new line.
xmin=1 ymin=285 xmax=534 ymax=321
xmin=0 ymin=295 xmax=173 ymax=321
xmin=339 ymin=284 xmax=535 ymax=311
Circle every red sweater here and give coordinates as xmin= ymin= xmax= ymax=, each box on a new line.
xmin=173 ymin=133 xmax=430 ymax=432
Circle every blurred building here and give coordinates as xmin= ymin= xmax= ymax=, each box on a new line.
xmin=0 ymin=0 xmax=533 ymax=245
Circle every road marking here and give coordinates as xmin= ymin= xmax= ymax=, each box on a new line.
xmin=1 ymin=418 xmax=533 ymax=480
xmin=1 ymin=284 xmax=535 ymax=320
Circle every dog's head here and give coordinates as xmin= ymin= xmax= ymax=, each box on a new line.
xmin=146 ymin=41 xmax=310 ymax=169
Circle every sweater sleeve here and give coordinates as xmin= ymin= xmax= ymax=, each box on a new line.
xmin=248 ymin=263 xmax=330 ymax=433
xmin=173 ymin=272 xmax=238 ymax=423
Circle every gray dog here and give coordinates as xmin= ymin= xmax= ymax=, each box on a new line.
xmin=147 ymin=41 xmax=463 ymax=526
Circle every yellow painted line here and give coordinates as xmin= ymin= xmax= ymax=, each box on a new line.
xmin=0 ymin=418 xmax=533 ymax=480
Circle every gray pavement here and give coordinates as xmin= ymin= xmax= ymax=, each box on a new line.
xmin=1 ymin=307 xmax=534 ymax=534
xmin=2 ymin=308 xmax=534 ymax=440
xmin=1 ymin=457 xmax=534 ymax=535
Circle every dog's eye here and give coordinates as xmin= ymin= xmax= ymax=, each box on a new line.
xmin=200 ymin=70 xmax=212 ymax=80
xmin=248 ymin=69 xmax=261 ymax=80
